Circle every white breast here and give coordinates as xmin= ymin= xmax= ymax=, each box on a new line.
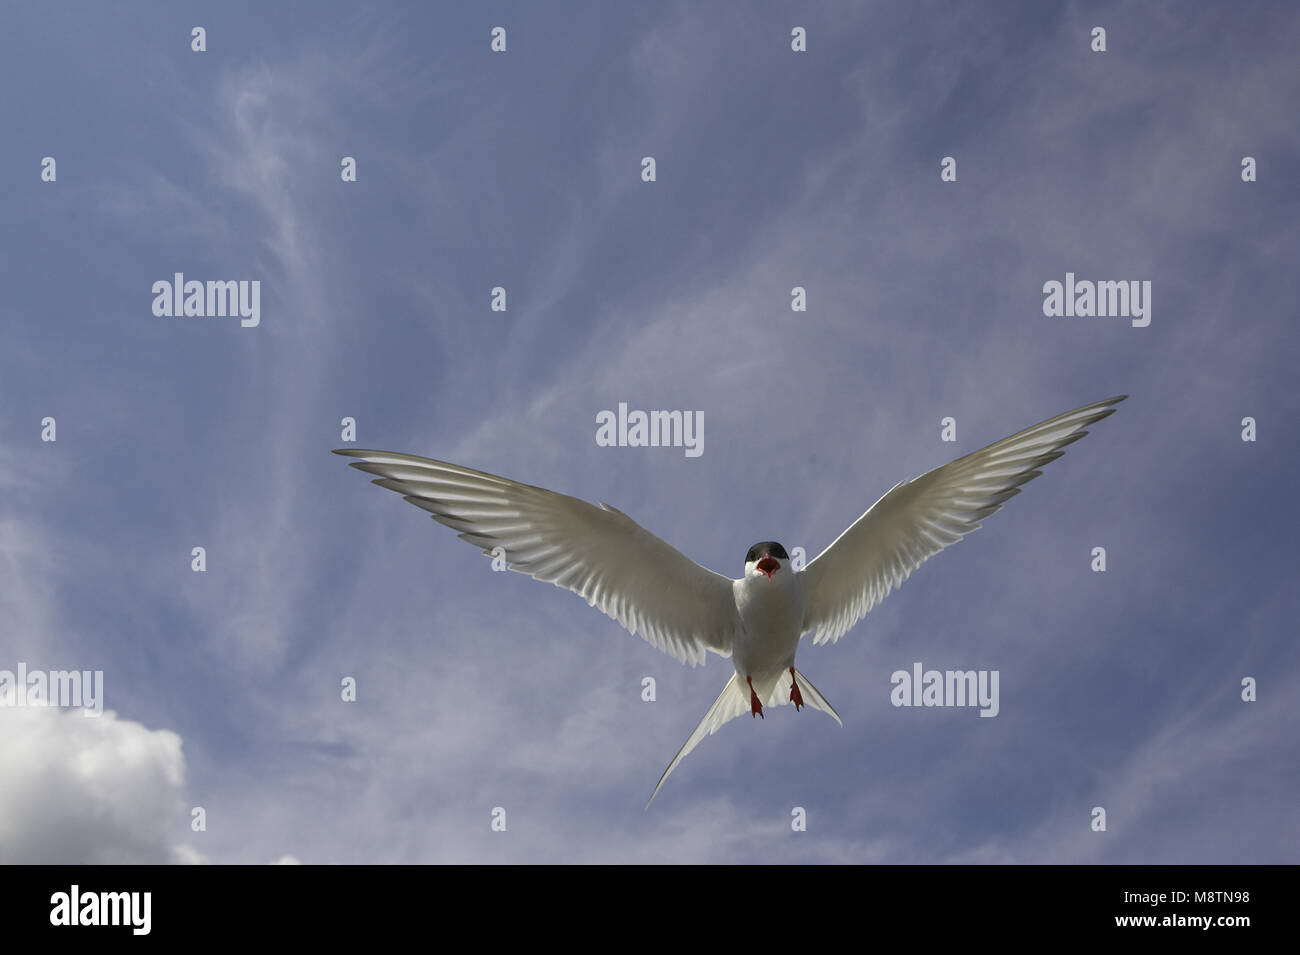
xmin=731 ymin=569 xmax=806 ymax=683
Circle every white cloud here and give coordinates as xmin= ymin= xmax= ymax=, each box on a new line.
xmin=0 ymin=478 xmax=204 ymax=864
xmin=6 ymin=2 xmax=1293 ymax=864
xmin=0 ymin=705 xmax=192 ymax=864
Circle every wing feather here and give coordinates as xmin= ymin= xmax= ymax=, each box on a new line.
xmin=800 ymin=396 xmax=1126 ymax=645
xmin=335 ymin=449 xmax=740 ymax=665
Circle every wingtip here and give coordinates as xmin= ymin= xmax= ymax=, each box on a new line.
xmin=644 ymin=782 xmax=665 ymax=810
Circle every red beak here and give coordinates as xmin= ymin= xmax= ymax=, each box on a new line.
xmin=756 ymin=556 xmax=780 ymax=578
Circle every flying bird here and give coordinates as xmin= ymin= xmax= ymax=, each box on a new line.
xmin=335 ymin=395 xmax=1125 ymax=805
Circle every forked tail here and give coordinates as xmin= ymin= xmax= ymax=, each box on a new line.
xmin=645 ymin=668 xmax=841 ymax=808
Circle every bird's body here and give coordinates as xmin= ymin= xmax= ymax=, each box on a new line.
xmin=335 ymin=395 xmax=1126 ymax=804
xmin=731 ymin=545 xmax=804 ymax=691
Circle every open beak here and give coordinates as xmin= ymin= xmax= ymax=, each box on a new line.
xmin=756 ymin=556 xmax=780 ymax=578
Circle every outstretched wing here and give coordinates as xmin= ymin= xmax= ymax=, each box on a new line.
xmin=800 ymin=396 xmax=1126 ymax=645
xmin=335 ymin=449 xmax=741 ymax=665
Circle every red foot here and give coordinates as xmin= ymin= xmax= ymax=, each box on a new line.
xmin=747 ymin=676 xmax=764 ymax=719
xmin=789 ymin=668 xmax=804 ymax=710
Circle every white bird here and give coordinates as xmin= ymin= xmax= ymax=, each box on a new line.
xmin=335 ymin=395 xmax=1125 ymax=805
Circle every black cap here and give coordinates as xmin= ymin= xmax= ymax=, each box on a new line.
xmin=745 ymin=541 xmax=788 ymax=562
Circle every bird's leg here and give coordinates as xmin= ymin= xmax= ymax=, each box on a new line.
xmin=789 ymin=668 xmax=804 ymax=710
xmin=746 ymin=675 xmax=764 ymax=719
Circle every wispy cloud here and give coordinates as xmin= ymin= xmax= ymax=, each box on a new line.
xmin=2 ymin=0 xmax=1295 ymax=863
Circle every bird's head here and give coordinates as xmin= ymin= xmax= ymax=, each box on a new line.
xmin=744 ymin=541 xmax=789 ymax=580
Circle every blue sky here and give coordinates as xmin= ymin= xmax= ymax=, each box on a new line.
xmin=1 ymin=1 xmax=1296 ymax=863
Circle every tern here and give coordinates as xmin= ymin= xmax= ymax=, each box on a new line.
xmin=335 ymin=395 xmax=1125 ymax=805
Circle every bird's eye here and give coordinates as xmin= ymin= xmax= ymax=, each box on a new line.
xmin=770 ymin=543 xmax=788 ymax=560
